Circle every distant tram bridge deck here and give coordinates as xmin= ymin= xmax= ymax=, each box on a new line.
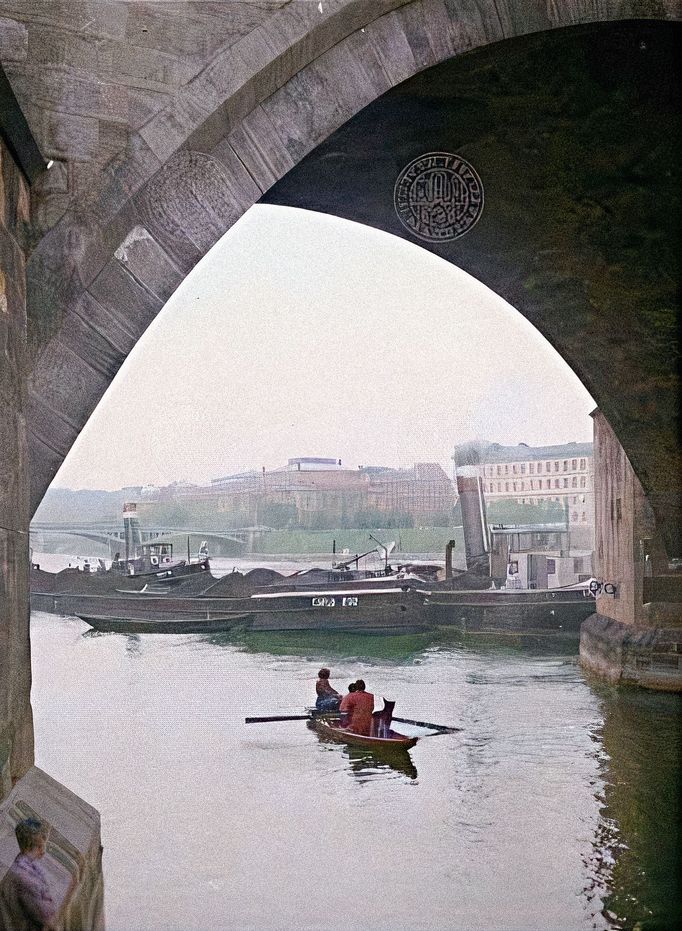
xmin=29 ymin=523 xmax=269 ymax=555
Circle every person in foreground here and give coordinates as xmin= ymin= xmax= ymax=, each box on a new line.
xmin=315 ymin=668 xmax=341 ymax=711
xmin=338 ymin=681 xmax=358 ymax=726
xmin=0 ymin=818 xmax=58 ymax=931
xmin=343 ymin=679 xmax=375 ymax=735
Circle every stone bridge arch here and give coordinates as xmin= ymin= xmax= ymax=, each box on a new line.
xmin=0 ymin=1 xmax=679 ymax=912
xmin=10 ymin=0 xmax=677 ymax=560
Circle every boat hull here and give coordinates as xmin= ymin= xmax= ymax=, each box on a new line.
xmin=312 ymin=717 xmax=418 ymax=750
xmin=425 ymin=587 xmax=595 ymax=633
xmin=80 ymin=614 xmax=250 ymax=634
xmin=33 ymin=587 xmax=429 ymax=634
xmin=31 ymin=568 xmax=596 ymax=637
xmin=246 ymin=587 xmax=428 ymax=633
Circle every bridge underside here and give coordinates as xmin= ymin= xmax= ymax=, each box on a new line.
xmin=262 ymin=20 xmax=680 ymax=559
xmin=0 ymin=8 xmax=679 ymax=927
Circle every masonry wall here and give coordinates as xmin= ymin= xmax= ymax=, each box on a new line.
xmin=0 ymin=135 xmax=34 ymax=799
xmin=592 ymin=409 xmax=679 ymax=627
xmin=581 ymin=411 xmax=681 ymax=691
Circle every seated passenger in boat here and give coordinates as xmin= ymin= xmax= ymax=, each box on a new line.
xmin=315 ymin=668 xmax=341 ymax=711
xmin=344 ymin=679 xmax=374 ymax=735
xmin=338 ymin=682 xmax=358 ymax=727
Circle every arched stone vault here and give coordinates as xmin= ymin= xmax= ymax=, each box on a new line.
xmin=6 ymin=1 xmax=678 ymax=551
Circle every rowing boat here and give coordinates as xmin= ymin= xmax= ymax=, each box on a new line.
xmin=311 ymin=715 xmax=418 ymax=750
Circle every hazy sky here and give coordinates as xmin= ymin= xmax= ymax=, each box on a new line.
xmin=53 ymin=205 xmax=595 ymax=491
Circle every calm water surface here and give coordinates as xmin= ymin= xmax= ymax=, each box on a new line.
xmin=29 ymin=560 xmax=680 ymax=931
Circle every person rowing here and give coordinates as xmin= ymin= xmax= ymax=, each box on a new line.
xmin=338 ymin=682 xmax=358 ymax=726
xmin=343 ymin=679 xmax=374 ymax=735
xmin=315 ymin=668 xmax=341 ymax=711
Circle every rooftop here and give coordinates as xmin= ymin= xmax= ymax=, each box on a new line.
xmin=452 ymin=440 xmax=593 ymax=465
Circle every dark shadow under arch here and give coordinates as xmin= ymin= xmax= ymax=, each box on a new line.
xmin=262 ymin=20 xmax=680 ymax=555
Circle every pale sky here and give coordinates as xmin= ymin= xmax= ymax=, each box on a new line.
xmin=53 ymin=205 xmax=595 ymax=491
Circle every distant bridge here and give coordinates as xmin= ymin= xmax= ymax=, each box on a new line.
xmin=29 ymin=522 xmax=272 ymax=556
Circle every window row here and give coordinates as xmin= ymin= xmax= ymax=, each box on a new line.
xmin=487 ymin=476 xmax=587 ymax=492
xmin=485 ymin=458 xmax=588 ymax=477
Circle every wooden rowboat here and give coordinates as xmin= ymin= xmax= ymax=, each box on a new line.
xmin=311 ymin=715 xmax=418 ymax=750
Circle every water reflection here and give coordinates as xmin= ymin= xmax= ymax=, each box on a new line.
xmin=200 ymin=627 xmax=579 ymax=663
xmin=203 ymin=628 xmax=440 ymax=663
xmin=594 ymin=684 xmax=682 ymax=929
xmin=309 ymin=724 xmax=418 ymax=781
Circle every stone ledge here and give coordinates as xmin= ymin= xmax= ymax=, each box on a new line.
xmin=0 ymin=766 xmax=103 ymax=931
xmin=580 ymin=613 xmax=682 ymax=692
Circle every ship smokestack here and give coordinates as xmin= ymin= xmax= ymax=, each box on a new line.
xmin=456 ymin=467 xmax=489 ymax=566
xmin=453 ymin=443 xmax=490 ymax=576
xmin=122 ymin=502 xmax=142 ymax=562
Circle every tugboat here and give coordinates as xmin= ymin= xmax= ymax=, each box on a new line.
xmin=30 ymin=503 xmax=212 ymax=613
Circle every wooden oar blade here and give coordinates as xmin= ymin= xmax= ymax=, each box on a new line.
xmin=245 ymin=714 xmax=311 ymax=724
xmin=392 ymin=716 xmax=462 ymax=734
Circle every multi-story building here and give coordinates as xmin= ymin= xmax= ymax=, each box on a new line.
xmin=171 ymin=457 xmax=455 ymax=527
xmin=364 ymin=463 xmax=455 ymax=522
xmin=452 ymin=440 xmax=594 ymax=527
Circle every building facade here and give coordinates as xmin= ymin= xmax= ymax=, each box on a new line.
xmin=364 ymin=462 xmax=455 ymax=523
xmin=452 ymin=440 xmax=594 ymax=527
xmin=171 ymin=457 xmax=455 ymax=528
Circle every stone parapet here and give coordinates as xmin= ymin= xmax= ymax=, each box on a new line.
xmin=0 ymin=766 xmax=104 ymax=931
xmin=580 ymin=613 xmax=682 ymax=692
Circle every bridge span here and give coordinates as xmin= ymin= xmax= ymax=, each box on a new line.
xmin=29 ymin=523 xmax=270 ymax=556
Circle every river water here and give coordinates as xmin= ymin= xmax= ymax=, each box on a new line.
xmin=29 ymin=557 xmax=680 ymax=931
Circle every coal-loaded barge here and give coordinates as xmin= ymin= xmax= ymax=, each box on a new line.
xmin=31 ymin=475 xmax=596 ymax=635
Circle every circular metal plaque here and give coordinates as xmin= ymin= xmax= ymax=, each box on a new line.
xmin=394 ymin=152 xmax=484 ymax=242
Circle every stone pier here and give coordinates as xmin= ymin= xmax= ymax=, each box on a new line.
xmin=580 ymin=412 xmax=682 ymax=691
xmin=0 ymin=79 xmax=104 ymax=929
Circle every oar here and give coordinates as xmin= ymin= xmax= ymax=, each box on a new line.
xmin=245 ymin=714 xmax=312 ymax=724
xmin=391 ymin=716 xmax=462 ymax=734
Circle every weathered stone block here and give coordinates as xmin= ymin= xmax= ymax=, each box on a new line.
xmin=365 ymin=9 xmax=419 ymax=87
xmin=0 ymin=526 xmax=32 ymax=794
xmin=58 ymin=299 xmax=130 ymax=379
xmin=85 ymin=134 xmax=161 ymax=227
xmin=262 ymin=34 xmax=392 ymax=163
xmin=138 ymin=149 xmax=248 ymax=256
xmin=442 ymin=0 xmax=508 ymax=45
xmin=113 ymin=225 xmax=184 ymax=304
xmin=28 ymin=431 xmax=75 ymax=512
xmin=396 ymin=0 xmax=439 ymax=69
xmin=203 ymin=140 xmax=262 ymax=209
xmin=0 ymin=15 xmax=27 ymax=61
xmin=87 ymin=257 xmax=162 ymax=337
xmin=27 ymin=339 xmax=111 ymax=433
xmin=26 ymin=22 xmax=112 ymax=74
xmin=71 ymin=290 xmax=136 ymax=352
xmin=138 ymin=94 xmax=213 ymax=163
xmin=225 ymin=105 xmax=295 ymax=193
xmin=580 ymin=613 xmax=682 ymax=692
xmin=0 ymin=407 xmax=28 ymax=533
xmin=43 ymin=110 xmax=99 ymax=161
xmin=5 ymin=63 xmax=168 ymax=128
xmin=112 ymin=42 xmax=201 ymax=90
xmin=0 ymin=766 xmax=104 ymax=931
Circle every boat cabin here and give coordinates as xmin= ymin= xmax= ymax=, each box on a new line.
xmin=489 ymin=523 xmax=592 ymax=589
xmin=110 ymin=542 xmax=180 ymax=577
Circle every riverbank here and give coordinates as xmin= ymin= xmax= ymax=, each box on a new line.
xmin=29 ymin=526 xmax=466 ymax=560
